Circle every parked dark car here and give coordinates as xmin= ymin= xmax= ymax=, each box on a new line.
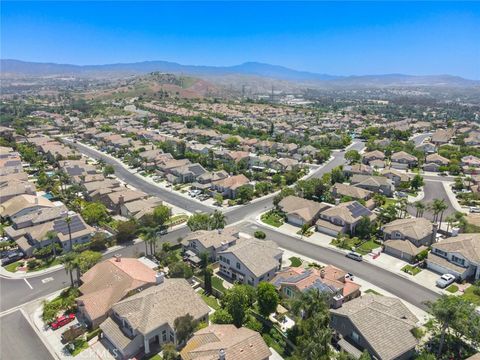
xmin=1 ymin=252 xmax=24 ymax=266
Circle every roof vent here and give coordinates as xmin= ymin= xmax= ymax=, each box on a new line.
xmin=219 ymin=349 xmax=226 ymax=360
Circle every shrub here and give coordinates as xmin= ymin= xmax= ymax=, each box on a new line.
xmin=27 ymin=259 xmax=41 ymax=270
xmin=411 ymin=327 xmax=425 ymax=339
xmin=415 ymin=249 xmax=429 ymax=262
xmin=86 ymin=328 xmax=102 ymax=341
xmin=254 ymin=231 xmax=266 ymax=239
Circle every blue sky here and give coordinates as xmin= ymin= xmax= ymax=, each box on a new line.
xmin=1 ymin=1 xmax=479 ymax=79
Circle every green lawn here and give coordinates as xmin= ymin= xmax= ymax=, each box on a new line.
xmin=446 ymin=284 xmax=459 ymax=293
xmin=364 ymin=289 xmax=383 ymax=296
xmin=199 ymin=290 xmax=220 ymax=310
xmin=69 ymin=339 xmax=88 ymax=356
xmin=461 ymin=285 xmax=480 ymax=305
xmin=261 ymin=211 xmax=284 ymax=227
xmin=401 ymin=264 xmax=422 ymax=276
xmin=28 ymin=258 xmax=61 ymax=272
xmin=211 ymin=276 xmax=227 ymax=293
xmin=356 ymin=240 xmax=381 ymax=255
xmin=143 ymin=353 xmax=162 ymax=360
xmin=4 ymin=260 xmax=22 ymax=273
xmin=289 ymin=257 xmax=302 ymax=267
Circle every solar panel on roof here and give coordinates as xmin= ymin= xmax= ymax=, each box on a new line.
xmin=348 ymin=202 xmax=371 ymax=218
xmin=53 ymin=216 xmax=86 ymax=235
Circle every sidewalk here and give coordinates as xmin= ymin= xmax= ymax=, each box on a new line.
xmin=63 ymin=138 xmax=215 ymax=211
xmin=256 ymin=213 xmax=444 ymax=295
xmin=279 ymin=248 xmax=430 ymax=323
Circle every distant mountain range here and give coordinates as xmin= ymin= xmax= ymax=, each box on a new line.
xmin=1 ymin=59 xmax=478 ymax=88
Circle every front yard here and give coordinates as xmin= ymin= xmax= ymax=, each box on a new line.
xmin=330 ymin=236 xmax=381 ymax=255
xmin=261 ymin=210 xmax=285 ymax=228
xmin=401 ymin=264 xmax=422 ymax=276
xmin=461 ymin=283 xmax=480 ymax=305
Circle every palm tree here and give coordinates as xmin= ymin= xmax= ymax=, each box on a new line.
xmin=142 ymin=227 xmax=157 ymax=256
xmin=209 ymin=210 xmax=226 ymax=230
xmin=397 ymin=198 xmax=408 ymax=219
xmin=60 ymin=252 xmax=77 ymax=288
xmin=45 ymin=231 xmax=58 ymax=257
xmin=444 ymin=215 xmax=455 ymax=235
xmin=65 ymin=215 xmax=73 ymax=251
xmin=414 ymin=201 xmax=426 ymax=218
xmin=434 ymin=199 xmax=448 ymax=226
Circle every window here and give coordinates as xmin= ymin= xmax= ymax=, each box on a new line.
xmin=352 ymin=331 xmax=360 ymax=343
xmin=435 ymin=249 xmax=448 ymax=257
xmin=452 ymin=255 xmax=465 ymax=266
xmin=285 ymin=288 xmax=292 ymax=297
xmin=236 ymin=262 xmax=241 ymax=270
xmin=226 ymin=259 xmax=230 ymax=265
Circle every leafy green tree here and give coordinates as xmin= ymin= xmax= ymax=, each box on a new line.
xmin=221 ymin=284 xmax=256 ymax=327
xmin=169 ymin=261 xmax=193 ymax=279
xmin=174 ymin=313 xmax=197 ymax=345
xmin=102 ymin=164 xmax=115 ymax=176
xmin=426 ymin=295 xmax=479 ymax=356
xmin=116 ymin=220 xmax=138 ymax=243
xmin=153 ymin=205 xmax=171 ymax=228
xmin=354 ymin=216 xmax=373 ymax=239
xmin=187 ymin=213 xmax=211 ymax=231
xmin=161 ymin=343 xmax=177 ymax=360
xmin=204 ymin=266 xmax=213 ymax=295
xmin=225 ymin=136 xmax=240 ymax=149
xmin=359 ymin=350 xmax=372 ymax=360
xmin=213 ymin=193 xmax=223 ymax=206
xmin=273 ymin=187 xmax=295 ymax=207
xmin=256 ymin=282 xmax=279 ymax=317
xmin=81 ymin=202 xmax=109 ymax=225
xmin=345 ymin=150 xmax=361 ymax=164
xmin=211 ymin=308 xmax=233 ymax=324
xmin=209 ymin=210 xmax=226 ymax=230
xmin=411 ymin=174 xmax=424 ymax=190
xmin=236 ymin=185 xmax=254 ymax=204
xmin=331 ymin=166 xmax=346 ymax=184
xmin=75 ymin=250 xmax=102 ymax=275
xmin=291 ymin=289 xmax=332 ymax=360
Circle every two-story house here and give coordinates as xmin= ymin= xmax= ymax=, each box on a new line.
xmin=390 ymin=151 xmax=418 ymax=170
xmin=182 ymin=227 xmax=242 ymax=261
xmin=100 ymin=278 xmax=210 ymax=359
xmin=381 ymin=218 xmax=436 ymax=263
xmin=427 ymin=233 xmax=480 ymax=281
xmin=218 ymin=238 xmax=283 ymax=287
xmin=316 ymin=201 xmax=376 ymax=236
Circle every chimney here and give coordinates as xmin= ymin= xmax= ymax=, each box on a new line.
xmin=114 ymin=254 xmax=121 ymax=262
xmin=156 ymin=272 xmax=165 ymax=284
xmin=432 ymin=223 xmax=439 ymax=243
xmin=25 ymin=185 xmax=34 ymax=195
xmin=118 ymin=195 xmax=125 ymax=205
xmin=335 ymin=198 xmax=340 ymax=205
xmin=34 ymin=196 xmax=39 ymax=205
xmin=218 ymin=349 xmax=226 ymax=360
xmin=320 ymin=269 xmax=325 ymax=279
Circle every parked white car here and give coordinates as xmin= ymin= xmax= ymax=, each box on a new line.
xmin=469 ymin=207 xmax=480 ymax=213
xmin=346 ymin=251 xmax=363 ymax=261
xmin=436 ymin=274 xmax=456 ymax=288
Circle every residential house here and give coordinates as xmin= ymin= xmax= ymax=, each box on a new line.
xmin=120 ymin=197 xmax=164 ymax=220
xmin=0 ymin=194 xmax=54 ymax=220
xmin=77 ymin=257 xmax=158 ymax=328
xmin=362 ymin=150 xmax=385 ymax=165
xmin=415 ymin=142 xmax=436 ymax=154
xmin=332 ymin=183 xmax=373 ymax=201
xmin=351 ymin=175 xmax=394 ymax=197
xmin=166 ymin=163 xmax=207 ymax=184
xmin=278 ymin=195 xmax=330 ymax=227
xmin=427 ymin=233 xmax=480 ymax=280
xmin=271 ymin=265 xmax=361 ymax=307
xmin=423 ymin=154 xmax=450 ymax=172
xmin=380 ymin=169 xmax=410 ymax=188
xmin=431 ymin=128 xmax=454 ymax=145
xmin=369 ymin=159 xmax=386 ymax=170
xmin=274 ymin=158 xmax=300 ymax=172
xmin=100 ymin=278 xmax=210 ymax=359
xmin=180 ymin=324 xmax=271 ymax=360
xmin=382 ymin=218 xmax=436 ymax=262
xmin=330 ymin=294 xmax=419 ymax=360
xmin=0 ymin=180 xmax=36 ymax=203
xmin=182 ymin=227 xmax=242 ymax=261
xmin=211 ymin=174 xmax=251 ymax=199
xmin=316 ymin=201 xmax=376 ymax=236
xmin=218 ymin=238 xmax=283 ymax=286
xmin=390 ymin=151 xmax=418 ymax=170
xmin=344 ymin=164 xmax=373 ymax=176
xmin=191 ymin=170 xmax=229 ymax=191
xmin=462 ymin=155 xmax=480 ymax=173
xmin=94 ymin=188 xmax=148 ymax=214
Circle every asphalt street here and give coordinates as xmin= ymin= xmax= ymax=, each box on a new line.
xmin=63 ymin=139 xmax=213 ymax=213
xmin=407 ymin=180 xmax=457 ymax=221
xmin=240 ymin=222 xmax=439 ymax=311
xmin=0 ymin=310 xmax=54 ymax=360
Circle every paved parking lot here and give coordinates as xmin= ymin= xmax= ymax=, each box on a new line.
xmin=0 ymin=310 xmax=54 ymax=360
